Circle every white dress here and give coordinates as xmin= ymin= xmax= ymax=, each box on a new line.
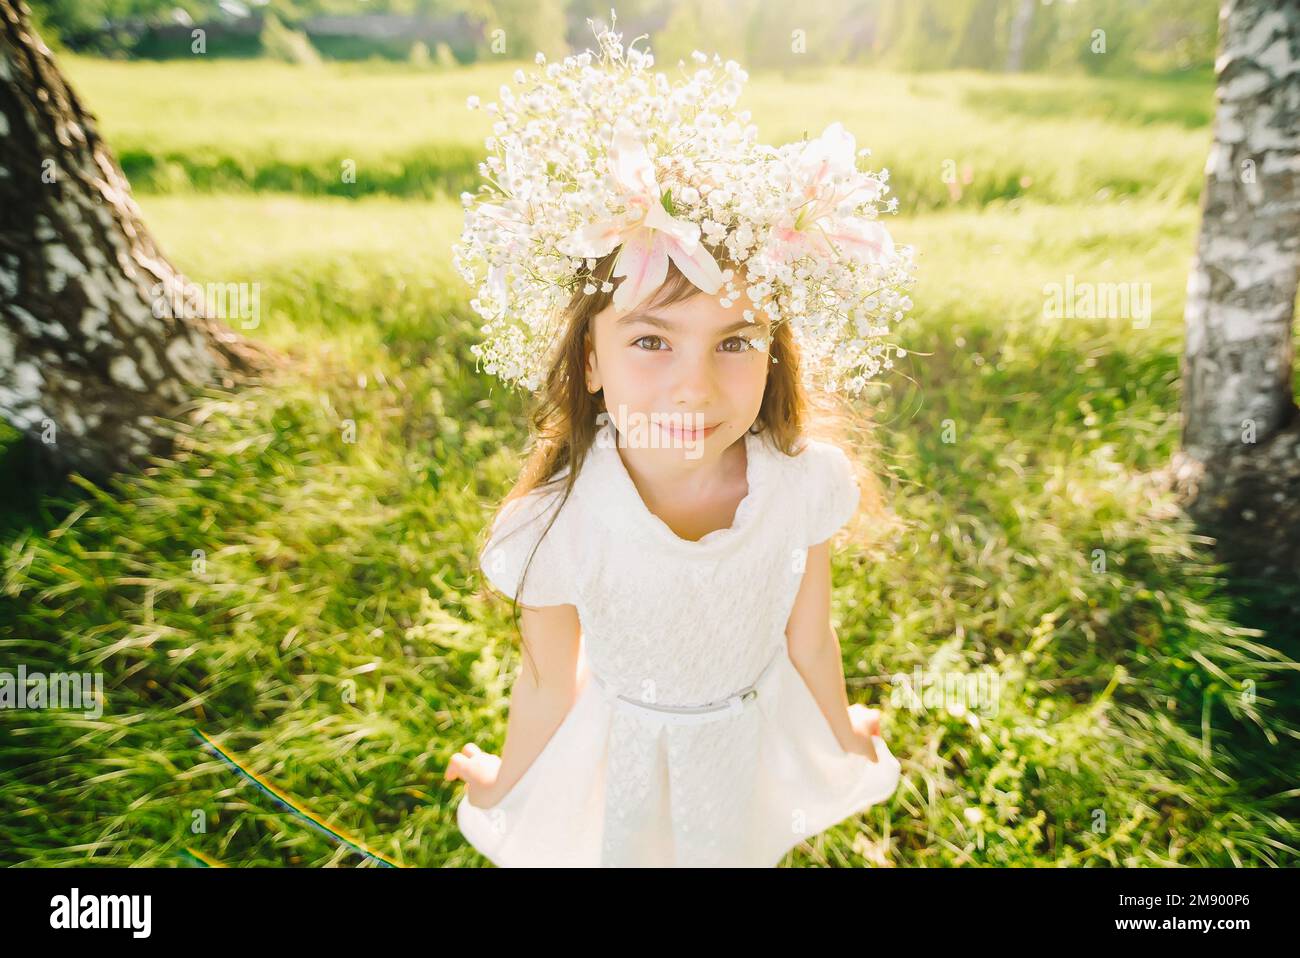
xmin=456 ymin=417 xmax=902 ymax=867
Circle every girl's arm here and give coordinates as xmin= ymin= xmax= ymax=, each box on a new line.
xmin=467 ymin=602 xmax=583 ymax=808
xmin=784 ymin=540 xmax=879 ymax=759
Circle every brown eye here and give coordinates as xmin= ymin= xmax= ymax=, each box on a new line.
xmin=634 ymin=335 xmax=665 ymax=351
xmin=720 ymin=336 xmax=752 ymax=352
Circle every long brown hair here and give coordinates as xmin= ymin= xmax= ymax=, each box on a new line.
xmin=481 ymin=247 xmax=900 ymax=677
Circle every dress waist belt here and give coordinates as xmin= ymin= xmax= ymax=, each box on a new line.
xmin=588 ymin=643 xmax=783 ymax=726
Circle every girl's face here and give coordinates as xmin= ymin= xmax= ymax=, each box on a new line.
xmin=584 ymin=279 xmax=772 ymax=461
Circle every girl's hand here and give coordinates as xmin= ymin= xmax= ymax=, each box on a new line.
xmin=846 ymin=703 xmax=882 ymax=763
xmin=444 ymin=743 xmax=504 ymax=808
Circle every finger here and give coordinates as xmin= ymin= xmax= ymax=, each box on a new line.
xmin=461 ymin=743 xmax=481 ymax=756
xmin=848 ymin=703 xmax=867 ymax=731
xmin=858 ymin=707 xmax=882 ymax=738
xmin=849 ymin=705 xmax=876 ymax=738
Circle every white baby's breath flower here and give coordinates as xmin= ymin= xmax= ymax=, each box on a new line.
xmin=453 ymin=16 xmax=918 ymax=396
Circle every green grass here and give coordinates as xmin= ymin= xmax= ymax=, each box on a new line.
xmin=2 ymin=59 xmax=1297 ymax=868
xmin=63 ymin=55 xmax=1213 ymax=211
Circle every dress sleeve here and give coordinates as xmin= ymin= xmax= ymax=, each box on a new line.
xmin=802 ymin=440 xmax=861 ymax=547
xmin=479 ymin=489 xmax=576 ymax=608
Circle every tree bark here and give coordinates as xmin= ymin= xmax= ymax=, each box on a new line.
xmin=0 ymin=0 xmax=284 ymax=482
xmin=1170 ymin=0 xmax=1300 ymax=579
xmin=951 ymin=0 xmax=1001 ymax=71
xmin=1004 ymin=0 xmax=1035 ymax=72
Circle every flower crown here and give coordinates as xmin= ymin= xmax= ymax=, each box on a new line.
xmin=452 ymin=15 xmax=917 ymax=396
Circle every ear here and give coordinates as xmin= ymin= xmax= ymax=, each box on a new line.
xmin=585 ymin=336 xmax=601 ymax=394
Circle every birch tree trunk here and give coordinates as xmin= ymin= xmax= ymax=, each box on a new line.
xmin=1005 ymin=0 xmax=1035 ymax=72
xmin=1170 ymin=0 xmax=1300 ymax=578
xmin=0 ymin=0 xmax=283 ymax=481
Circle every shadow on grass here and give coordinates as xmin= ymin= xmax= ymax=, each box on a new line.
xmin=118 ymin=143 xmax=483 ymax=200
xmin=0 ymin=424 xmax=90 ymax=543
xmin=961 ymin=70 xmax=1215 ymax=129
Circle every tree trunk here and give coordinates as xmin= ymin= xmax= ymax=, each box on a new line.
xmin=0 ymin=0 xmax=283 ymax=482
xmin=951 ymin=0 xmax=1001 ymax=71
xmin=1169 ymin=0 xmax=1300 ymax=579
xmin=1004 ymin=0 xmax=1035 ymax=72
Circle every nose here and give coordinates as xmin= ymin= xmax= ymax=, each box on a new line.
xmin=671 ymin=347 xmax=717 ymax=411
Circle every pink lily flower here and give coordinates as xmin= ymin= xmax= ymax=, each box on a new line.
xmin=560 ymin=132 xmax=724 ymax=311
xmin=771 ymin=122 xmax=894 ymax=265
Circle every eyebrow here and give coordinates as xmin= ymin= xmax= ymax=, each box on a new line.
xmin=616 ymin=312 xmax=769 ymax=336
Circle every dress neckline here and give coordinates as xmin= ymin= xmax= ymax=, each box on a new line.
xmin=588 ymin=417 xmax=771 ymax=552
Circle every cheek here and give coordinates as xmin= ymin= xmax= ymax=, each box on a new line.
xmin=604 ymin=350 xmax=658 ymax=396
xmin=621 ymin=349 xmax=670 ymax=378
xmin=729 ymin=353 xmax=771 ymax=393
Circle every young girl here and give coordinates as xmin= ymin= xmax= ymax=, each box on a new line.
xmin=445 ymin=20 xmax=915 ymax=868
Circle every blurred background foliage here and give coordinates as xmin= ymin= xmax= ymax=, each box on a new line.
xmin=28 ymin=0 xmax=1218 ymax=75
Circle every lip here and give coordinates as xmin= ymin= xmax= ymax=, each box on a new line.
xmin=655 ymin=420 xmax=720 ymax=441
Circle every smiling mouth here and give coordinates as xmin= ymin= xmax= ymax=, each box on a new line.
xmin=656 ymin=421 xmax=720 ymax=440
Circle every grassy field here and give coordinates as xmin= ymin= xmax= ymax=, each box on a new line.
xmin=63 ymin=54 xmax=1212 ymax=209
xmin=2 ymin=57 xmax=1297 ymax=868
